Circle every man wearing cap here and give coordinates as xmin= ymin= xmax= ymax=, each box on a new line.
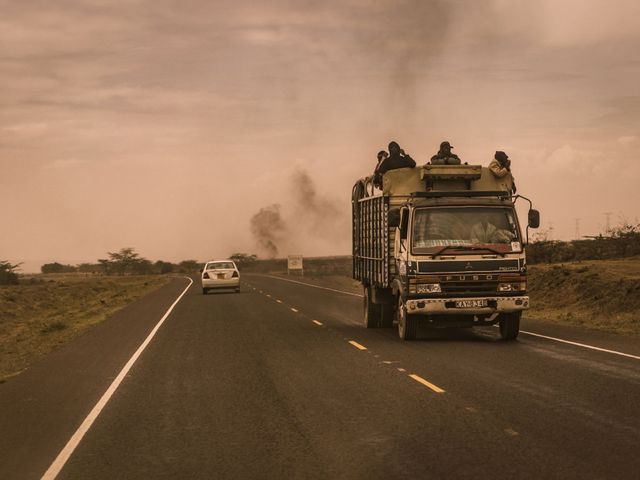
xmin=376 ymin=141 xmax=416 ymax=176
xmin=489 ymin=151 xmax=517 ymax=194
xmin=430 ymin=141 xmax=461 ymax=165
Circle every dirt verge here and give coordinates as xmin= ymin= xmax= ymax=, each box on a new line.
xmin=0 ymin=274 xmax=171 ymax=381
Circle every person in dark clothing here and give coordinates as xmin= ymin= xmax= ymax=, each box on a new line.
xmin=377 ymin=141 xmax=416 ymax=176
xmin=372 ymin=150 xmax=389 ymax=189
xmin=430 ymin=141 xmax=461 ymax=165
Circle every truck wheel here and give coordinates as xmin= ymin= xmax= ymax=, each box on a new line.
xmin=380 ymin=303 xmax=395 ymax=328
xmin=202 ymin=288 xmax=208 ymax=295
xmin=499 ymin=312 xmax=521 ymax=341
xmin=397 ymin=296 xmax=417 ymax=340
xmin=363 ymin=286 xmax=382 ymax=328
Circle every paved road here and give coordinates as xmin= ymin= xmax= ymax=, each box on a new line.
xmin=1 ymin=274 xmax=639 ymax=479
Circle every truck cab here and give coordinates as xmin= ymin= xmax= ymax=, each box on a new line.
xmin=352 ymin=164 xmax=539 ymax=341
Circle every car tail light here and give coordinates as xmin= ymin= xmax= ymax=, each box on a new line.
xmin=232 ymin=271 xmax=239 ymax=278
xmin=203 ymin=272 xmax=210 ymax=279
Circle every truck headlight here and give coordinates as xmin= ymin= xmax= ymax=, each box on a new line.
xmin=416 ymin=283 xmax=441 ymax=294
xmin=498 ymin=283 xmax=526 ymax=292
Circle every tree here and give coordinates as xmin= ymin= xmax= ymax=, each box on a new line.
xmin=41 ymin=262 xmax=77 ymax=274
xmin=0 ymin=260 xmax=21 ymax=285
xmin=77 ymin=263 xmax=101 ymax=273
xmin=229 ymin=253 xmax=258 ymax=268
xmin=131 ymin=258 xmax=154 ymax=275
xmin=105 ymin=247 xmax=145 ymax=275
xmin=154 ymin=260 xmax=175 ymax=274
xmin=177 ymin=260 xmax=200 ymax=273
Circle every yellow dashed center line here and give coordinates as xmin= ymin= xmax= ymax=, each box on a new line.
xmin=408 ymin=374 xmax=445 ymax=394
xmin=348 ymin=340 xmax=367 ymax=351
xmin=253 ymin=285 xmax=452 ymax=398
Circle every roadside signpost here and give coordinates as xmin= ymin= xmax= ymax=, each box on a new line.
xmin=287 ymin=255 xmax=303 ymax=276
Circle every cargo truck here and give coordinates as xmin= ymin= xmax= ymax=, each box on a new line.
xmin=352 ymin=164 xmax=539 ymax=340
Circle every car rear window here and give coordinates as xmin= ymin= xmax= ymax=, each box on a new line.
xmin=206 ymin=262 xmax=234 ymax=270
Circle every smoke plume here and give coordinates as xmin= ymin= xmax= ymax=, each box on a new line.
xmin=249 ymin=167 xmax=348 ymax=258
xmin=250 ymin=204 xmax=286 ymax=258
xmin=291 ymin=168 xmax=340 ymax=233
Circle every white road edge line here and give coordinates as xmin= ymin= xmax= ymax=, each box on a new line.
xmin=312 ymin=320 xmax=323 ymax=326
xmin=290 ymin=308 xmax=299 ymax=313
xmin=255 ymin=275 xmax=638 ymax=361
xmin=258 ymin=274 xmax=363 ymax=297
xmin=520 ymin=330 xmax=640 ymax=360
xmin=41 ymin=277 xmax=194 ymax=480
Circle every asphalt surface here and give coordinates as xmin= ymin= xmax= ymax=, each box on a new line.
xmin=1 ymin=274 xmax=639 ymax=479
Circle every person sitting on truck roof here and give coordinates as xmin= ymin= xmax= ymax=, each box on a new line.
xmin=430 ymin=141 xmax=461 ymax=165
xmin=489 ymin=151 xmax=517 ymax=194
xmin=376 ymin=141 xmax=416 ymax=176
xmin=372 ymin=150 xmax=389 ymax=189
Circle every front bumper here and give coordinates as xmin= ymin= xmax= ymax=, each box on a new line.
xmin=405 ymin=296 xmax=529 ymax=315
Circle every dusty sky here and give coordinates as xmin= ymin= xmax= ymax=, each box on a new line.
xmin=2 ymin=0 xmax=639 ymax=272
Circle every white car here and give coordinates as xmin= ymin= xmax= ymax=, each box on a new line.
xmin=201 ymin=260 xmax=240 ymax=294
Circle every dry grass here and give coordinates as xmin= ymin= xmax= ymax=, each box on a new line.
xmin=0 ymin=274 xmax=170 ymax=381
xmin=527 ymin=258 xmax=640 ymax=335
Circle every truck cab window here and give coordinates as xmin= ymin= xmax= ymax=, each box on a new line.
xmin=412 ymin=207 xmax=519 ymax=253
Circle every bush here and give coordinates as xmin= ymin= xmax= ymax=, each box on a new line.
xmin=527 ymin=227 xmax=640 ymax=264
xmin=0 ymin=261 xmax=20 ymax=285
xmin=41 ymin=262 xmax=77 ymax=274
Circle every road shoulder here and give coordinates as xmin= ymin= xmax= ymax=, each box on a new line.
xmin=0 ymin=276 xmax=192 ymax=480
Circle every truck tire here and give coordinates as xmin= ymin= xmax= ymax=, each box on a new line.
xmin=499 ymin=312 xmax=521 ymax=341
xmin=202 ymin=288 xmax=208 ymax=295
xmin=363 ymin=286 xmax=382 ymax=328
xmin=396 ymin=296 xmax=417 ymax=340
xmin=380 ymin=303 xmax=395 ymax=328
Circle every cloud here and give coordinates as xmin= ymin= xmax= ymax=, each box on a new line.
xmin=2 ymin=0 xmax=640 ymax=265
xmin=617 ymin=135 xmax=638 ymax=147
xmin=43 ymin=158 xmax=88 ymax=169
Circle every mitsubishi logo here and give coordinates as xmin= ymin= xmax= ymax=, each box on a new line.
xmin=465 ymin=262 xmax=473 ymax=270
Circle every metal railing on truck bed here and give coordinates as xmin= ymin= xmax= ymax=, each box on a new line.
xmin=352 ymin=195 xmax=389 ymax=287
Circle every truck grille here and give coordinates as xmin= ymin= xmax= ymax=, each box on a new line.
xmin=440 ymin=280 xmax=499 ymax=295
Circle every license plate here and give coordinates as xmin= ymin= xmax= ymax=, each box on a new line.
xmin=455 ymin=299 xmax=488 ymax=308
xmin=217 ymin=274 xmax=225 ymax=279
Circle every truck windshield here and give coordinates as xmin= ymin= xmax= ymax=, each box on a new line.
xmin=412 ymin=207 xmax=520 ymax=253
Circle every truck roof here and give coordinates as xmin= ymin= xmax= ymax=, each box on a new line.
xmin=382 ymin=165 xmax=514 ymax=197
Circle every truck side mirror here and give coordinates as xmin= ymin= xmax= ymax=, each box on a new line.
xmin=388 ymin=209 xmax=401 ymax=228
xmin=528 ymin=209 xmax=540 ymax=229
xmin=400 ymin=209 xmax=409 ymax=240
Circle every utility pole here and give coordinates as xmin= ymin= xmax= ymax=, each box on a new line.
xmin=574 ymin=218 xmax=581 ymax=240
xmin=548 ymin=222 xmax=555 ymax=241
xmin=604 ymin=212 xmax=612 ymax=234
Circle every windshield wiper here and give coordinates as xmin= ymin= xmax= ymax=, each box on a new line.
xmin=451 ymin=245 xmax=506 ymax=257
xmin=429 ymin=245 xmax=459 ymax=259
xmin=430 ymin=245 xmax=506 ymax=258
